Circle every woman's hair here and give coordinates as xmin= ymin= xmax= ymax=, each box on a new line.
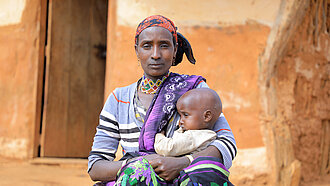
xmin=135 ymin=15 xmax=196 ymax=66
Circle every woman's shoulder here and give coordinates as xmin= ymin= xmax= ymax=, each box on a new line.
xmin=113 ymin=82 xmax=137 ymax=94
xmin=171 ymin=72 xmax=202 ymax=78
xmin=105 ymin=82 xmax=137 ymax=104
xmin=196 ymin=81 xmax=209 ymax=88
xmin=171 ymin=72 xmax=208 ymax=88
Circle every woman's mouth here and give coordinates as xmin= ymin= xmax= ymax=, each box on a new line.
xmin=149 ymin=63 xmax=163 ymax=68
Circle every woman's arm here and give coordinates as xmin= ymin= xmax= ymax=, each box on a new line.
xmin=191 ymin=145 xmax=222 ymax=159
xmin=89 ymin=160 xmax=123 ymax=181
xmin=88 ymin=89 xmax=121 ymax=181
xmin=209 ymin=114 xmax=237 ymax=169
xmin=149 ymin=145 xmax=221 ymax=181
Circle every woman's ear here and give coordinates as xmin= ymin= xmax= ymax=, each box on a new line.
xmin=135 ymin=44 xmax=139 ymax=57
xmin=203 ymin=110 xmax=213 ymax=123
xmin=174 ymin=43 xmax=178 ymax=56
xmin=172 ymin=43 xmax=178 ymax=65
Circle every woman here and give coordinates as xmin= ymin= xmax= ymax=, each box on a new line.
xmin=88 ymin=15 xmax=236 ymax=185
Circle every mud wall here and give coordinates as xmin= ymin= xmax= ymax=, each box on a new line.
xmin=105 ymin=0 xmax=281 ymax=149
xmin=275 ymin=0 xmax=329 ymax=183
xmin=259 ymin=0 xmax=329 ymax=185
xmin=0 ymin=0 xmax=45 ymax=159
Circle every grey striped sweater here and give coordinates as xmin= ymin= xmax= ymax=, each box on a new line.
xmin=88 ymin=81 xmax=237 ymax=171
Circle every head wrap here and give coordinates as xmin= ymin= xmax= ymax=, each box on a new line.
xmin=135 ymin=15 xmax=196 ymax=66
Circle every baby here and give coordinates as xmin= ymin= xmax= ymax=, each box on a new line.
xmin=154 ymin=88 xmax=222 ymax=157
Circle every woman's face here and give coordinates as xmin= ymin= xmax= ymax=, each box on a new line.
xmin=135 ymin=27 xmax=177 ymax=80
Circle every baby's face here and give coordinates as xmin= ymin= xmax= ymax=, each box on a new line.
xmin=176 ymin=95 xmax=205 ymax=131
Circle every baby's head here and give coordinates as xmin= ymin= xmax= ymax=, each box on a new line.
xmin=176 ymin=88 xmax=222 ymax=131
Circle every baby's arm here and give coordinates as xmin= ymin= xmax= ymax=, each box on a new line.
xmin=155 ymin=129 xmax=216 ymax=157
xmin=155 ymin=129 xmax=193 ymax=156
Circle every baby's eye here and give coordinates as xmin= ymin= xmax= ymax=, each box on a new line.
xmin=183 ymin=112 xmax=188 ymax=116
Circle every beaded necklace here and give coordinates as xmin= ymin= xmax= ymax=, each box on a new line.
xmin=139 ymin=72 xmax=170 ymax=94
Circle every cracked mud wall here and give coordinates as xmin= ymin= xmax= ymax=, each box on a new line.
xmin=260 ymin=0 xmax=329 ymax=185
xmin=277 ymin=0 xmax=329 ymax=183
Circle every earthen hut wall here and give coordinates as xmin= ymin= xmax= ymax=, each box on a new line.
xmin=0 ymin=0 xmax=45 ymax=159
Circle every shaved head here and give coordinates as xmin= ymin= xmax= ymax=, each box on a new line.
xmin=176 ymin=88 xmax=222 ymax=130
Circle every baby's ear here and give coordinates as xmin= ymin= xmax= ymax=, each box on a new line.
xmin=203 ymin=110 xmax=212 ymax=123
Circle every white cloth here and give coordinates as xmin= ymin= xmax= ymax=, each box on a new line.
xmin=154 ymin=128 xmax=217 ymax=157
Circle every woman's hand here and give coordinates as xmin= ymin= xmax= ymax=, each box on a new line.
xmin=148 ymin=146 xmax=222 ymax=181
xmin=143 ymin=153 xmax=163 ymax=162
xmin=149 ymin=156 xmax=190 ymax=181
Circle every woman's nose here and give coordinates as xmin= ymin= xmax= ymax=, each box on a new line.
xmin=151 ymin=46 xmax=161 ymax=59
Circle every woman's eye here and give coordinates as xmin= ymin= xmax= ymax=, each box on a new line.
xmin=142 ymin=44 xmax=151 ymax=49
xmin=160 ymin=44 xmax=169 ymax=48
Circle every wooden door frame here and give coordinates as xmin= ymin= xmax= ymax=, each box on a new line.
xmin=32 ymin=0 xmax=48 ymax=158
xmin=33 ymin=0 xmax=108 ymax=158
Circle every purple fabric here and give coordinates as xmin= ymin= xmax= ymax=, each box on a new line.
xmin=138 ymin=73 xmax=205 ymax=153
xmin=184 ymin=159 xmax=229 ymax=172
xmin=106 ymin=181 xmax=115 ymax=186
xmin=186 ymin=170 xmax=226 ymax=180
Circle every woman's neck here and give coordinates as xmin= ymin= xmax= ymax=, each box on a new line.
xmin=143 ymin=72 xmax=170 ymax=81
xmin=140 ymin=72 xmax=170 ymax=94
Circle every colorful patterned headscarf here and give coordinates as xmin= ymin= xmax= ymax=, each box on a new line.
xmin=135 ymin=15 xmax=177 ymax=44
xmin=135 ymin=15 xmax=196 ymax=66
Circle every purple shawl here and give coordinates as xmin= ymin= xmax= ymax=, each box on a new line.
xmin=138 ymin=73 xmax=205 ymax=154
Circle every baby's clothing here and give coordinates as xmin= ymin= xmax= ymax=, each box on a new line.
xmin=154 ymin=127 xmax=217 ymax=156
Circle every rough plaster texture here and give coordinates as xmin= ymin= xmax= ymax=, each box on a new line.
xmin=0 ymin=0 xmax=26 ymax=26
xmin=259 ymin=0 xmax=329 ymax=185
xmin=276 ymin=1 xmax=329 ymax=183
xmin=0 ymin=0 xmax=43 ymax=159
xmin=117 ymin=0 xmax=281 ymax=27
xmin=258 ymin=1 xmax=309 ymax=185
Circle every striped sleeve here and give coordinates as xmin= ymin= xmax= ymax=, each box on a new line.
xmin=196 ymin=81 xmax=237 ymax=169
xmin=88 ymin=90 xmax=120 ymax=172
xmin=209 ymin=113 xmax=237 ymax=169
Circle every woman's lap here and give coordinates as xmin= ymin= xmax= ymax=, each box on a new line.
xmin=95 ymin=156 xmax=233 ymax=186
xmin=174 ymin=156 xmax=232 ymax=186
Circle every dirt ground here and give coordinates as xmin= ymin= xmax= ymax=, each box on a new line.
xmin=1 ymin=157 xmax=329 ymax=186
xmin=0 ymin=158 xmax=94 ymax=186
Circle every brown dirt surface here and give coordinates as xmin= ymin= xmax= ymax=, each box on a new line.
xmin=0 ymin=157 xmax=329 ymax=186
xmin=0 ymin=158 xmax=94 ymax=186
